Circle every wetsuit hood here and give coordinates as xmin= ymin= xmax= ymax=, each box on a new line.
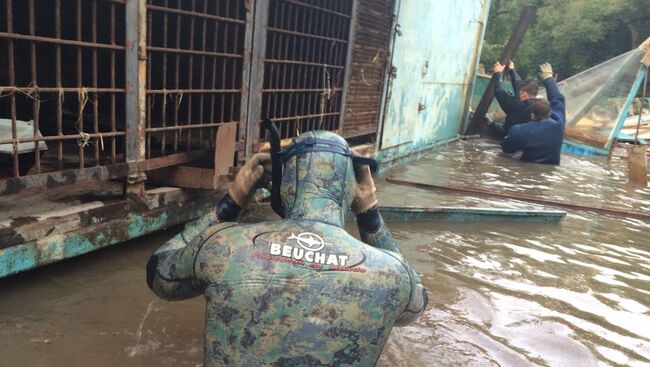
xmin=280 ymin=131 xmax=357 ymax=227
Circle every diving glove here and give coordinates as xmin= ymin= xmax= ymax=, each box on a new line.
xmin=539 ymin=63 xmax=553 ymax=80
xmin=351 ymin=165 xmax=378 ymax=215
xmin=228 ymin=153 xmax=272 ymax=208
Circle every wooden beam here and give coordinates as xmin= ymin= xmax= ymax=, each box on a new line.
xmin=386 ymin=177 xmax=650 ymax=221
xmin=465 ymin=5 xmax=537 ymax=135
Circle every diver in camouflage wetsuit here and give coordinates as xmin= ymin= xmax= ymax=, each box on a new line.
xmin=146 ymin=130 xmax=428 ymax=366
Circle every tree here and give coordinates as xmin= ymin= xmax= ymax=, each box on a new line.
xmin=480 ymin=0 xmax=650 ymax=80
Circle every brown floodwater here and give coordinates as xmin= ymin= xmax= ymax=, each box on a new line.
xmin=1 ymin=140 xmax=649 ymax=366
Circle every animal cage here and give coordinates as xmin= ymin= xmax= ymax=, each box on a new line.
xmin=0 ymin=0 xmax=394 ymax=277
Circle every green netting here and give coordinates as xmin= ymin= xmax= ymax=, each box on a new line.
xmin=560 ymin=48 xmax=646 ymax=149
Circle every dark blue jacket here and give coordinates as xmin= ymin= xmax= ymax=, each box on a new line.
xmin=493 ymin=69 xmax=536 ymax=135
xmin=500 ymin=77 xmax=566 ymax=165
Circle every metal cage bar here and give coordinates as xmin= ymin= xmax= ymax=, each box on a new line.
xmin=256 ymin=0 xmax=354 ymax=141
xmin=144 ymin=0 xmax=247 ymax=161
xmin=0 ymin=0 xmax=127 ymax=180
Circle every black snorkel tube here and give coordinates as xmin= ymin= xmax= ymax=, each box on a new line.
xmin=261 ymin=118 xmax=380 ymax=218
xmin=261 ymin=119 xmax=286 ymax=218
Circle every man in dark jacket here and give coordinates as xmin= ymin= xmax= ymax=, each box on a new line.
xmin=490 ymin=60 xmax=539 ymax=138
xmin=500 ymin=63 xmax=566 ymax=165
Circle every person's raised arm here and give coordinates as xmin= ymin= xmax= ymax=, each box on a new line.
xmin=352 ymin=166 xmax=428 ymax=325
xmin=492 ymin=61 xmax=518 ymax=113
xmin=146 ymin=153 xmax=271 ymax=300
xmin=539 ymin=63 xmax=566 ymax=125
xmin=508 ymin=60 xmax=522 ymax=95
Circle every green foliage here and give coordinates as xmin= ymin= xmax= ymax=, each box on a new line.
xmin=480 ymin=0 xmax=650 ymax=80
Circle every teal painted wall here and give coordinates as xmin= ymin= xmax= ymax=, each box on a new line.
xmin=377 ymin=0 xmax=491 ymax=160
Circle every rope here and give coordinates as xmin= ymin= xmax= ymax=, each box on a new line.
xmin=78 ymin=132 xmax=91 ymax=148
xmin=0 ymin=86 xmax=43 ymax=102
xmin=318 ymin=65 xmax=332 ymax=130
xmin=76 ymin=87 xmax=89 ymax=148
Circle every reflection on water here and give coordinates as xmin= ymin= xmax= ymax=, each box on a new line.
xmin=1 ymin=140 xmax=649 ymax=366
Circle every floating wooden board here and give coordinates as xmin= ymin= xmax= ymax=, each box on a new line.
xmin=386 ymin=177 xmax=650 ymax=221
xmin=378 ymin=206 xmax=566 ymax=223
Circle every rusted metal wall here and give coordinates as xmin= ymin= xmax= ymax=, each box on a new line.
xmin=376 ymin=0 xmax=491 ymax=161
xmin=342 ymin=0 xmax=394 ymax=139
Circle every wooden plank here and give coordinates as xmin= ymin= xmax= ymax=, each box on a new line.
xmin=139 ymin=149 xmax=212 ymax=171
xmin=386 ymin=177 xmax=650 ymax=221
xmin=378 ymin=205 xmax=566 ymax=223
xmin=214 ymin=123 xmax=237 ymax=178
xmin=465 ymin=5 xmax=537 ymax=135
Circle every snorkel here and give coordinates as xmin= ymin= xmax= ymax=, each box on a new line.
xmin=260 ymin=118 xmax=379 ymax=218
xmin=261 ymin=119 xmax=285 ymax=218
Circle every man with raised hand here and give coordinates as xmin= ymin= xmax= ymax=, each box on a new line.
xmin=490 ymin=60 xmax=540 ymax=137
xmin=501 ymin=63 xmax=566 ymax=165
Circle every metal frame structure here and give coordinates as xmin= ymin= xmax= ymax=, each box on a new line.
xmin=0 ymin=0 xmax=368 ymax=278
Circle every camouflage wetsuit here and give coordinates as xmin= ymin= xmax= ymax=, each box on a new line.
xmin=147 ymin=131 xmax=428 ymax=366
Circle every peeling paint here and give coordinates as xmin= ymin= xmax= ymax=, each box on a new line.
xmin=377 ymin=0 xmax=491 ymax=161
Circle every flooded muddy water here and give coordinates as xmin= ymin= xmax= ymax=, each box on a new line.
xmin=1 ymin=140 xmax=649 ymax=366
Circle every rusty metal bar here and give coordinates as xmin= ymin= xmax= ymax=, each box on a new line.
xmin=246 ymin=0 xmax=270 ymax=157
xmin=284 ymin=0 xmax=351 ymax=18
xmin=267 ymin=27 xmax=348 ymax=44
xmin=185 ymin=0 xmax=196 ymax=152
xmin=271 ymin=112 xmax=340 ymax=122
xmin=173 ymin=2 xmax=181 ymax=153
xmin=28 ymin=0 xmax=41 ymax=174
xmin=93 ymin=0 xmax=100 ymax=166
xmin=238 ymin=0 xmax=255 ymax=161
xmin=466 ymin=5 xmax=537 ymax=135
xmin=7 ymin=0 xmax=19 ymax=177
xmin=110 ymin=1 xmax=118 ymax=163
xmin=146 ymin=46 xmax=242 ymax=58
xmin=198 ymin=0 xmax=208 ymax=145
xmin=76 ymin=0 xmax=84 ymax=168
xmin=338 ymin=0 xmax=358 ymax=132
xmin=160 ymin=0 xmax=169 ymax=156
xmin=145 ymin=89 xmax=242 ymax=94
xmin=0 ymin=32 xmax=126 ymax=50
xmin=125 ymin=0 xmax=147 ymax=198
xmin=0 ymin=132 xmax=126 ymax=145
xmin=262 ymin=87 xmax=343 ymax=93
xmin=146 ymin=122 xmax=227 ymax=133
xmin=55 ymin=0 xmax=63 ymax=170
xmin=0 ymin=87 xmax=126 ymax=93
xmin=146 ymin=4 xmax=245 ymax=25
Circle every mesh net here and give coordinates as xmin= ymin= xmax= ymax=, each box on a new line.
xmin=560 ymin=48 xmax=646 ymax=149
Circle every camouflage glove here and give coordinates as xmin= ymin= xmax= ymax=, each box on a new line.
xmin=351 ymin=165 xmax=378 ymax=215
xmin=228 ymin=153 xmax=272 ymax=208
xmin=539 ymin=63 xmax=553 ymax=80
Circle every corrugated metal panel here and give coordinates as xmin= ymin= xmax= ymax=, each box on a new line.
xmin=342 ymin=0 xmax=394 ymax=139
xmin=377 ymin=0 xmax=491 ymax=158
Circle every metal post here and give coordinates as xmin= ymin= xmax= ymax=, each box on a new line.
xmin=246 ymin=0 xmax=270 ymax=158
xmin=338 ymin=0 xmax=359 ymax=132
xmin=125 ymin=0 xmax=148 ymax=199
xmin=459 ymin=0 xmax=492 ymax=134
xmin=376 ymin=0 xmax=401 ymax=151
xmin=605 ymin=66 xmax=648 ymax=150
xmin=465 ymin=5 xmax=537 ymax=135
xmin=239 ymin=0 xmax=255 ymax=162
